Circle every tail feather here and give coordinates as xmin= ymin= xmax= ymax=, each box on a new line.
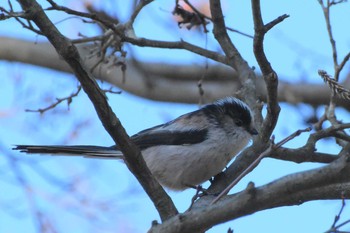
xmin=13 ymin=145 xmax=123 ymax=159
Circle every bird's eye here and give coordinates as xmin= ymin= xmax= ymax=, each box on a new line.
xmin=235 ymin=119 xmax=243 ymax=126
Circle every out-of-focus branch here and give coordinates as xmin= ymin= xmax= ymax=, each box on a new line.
xmin=0 ymin=143 xmax=56 ymax=233
xmin=17 ymin=0 xmax=177 ymax=221
xmin=2 ymin=37 xmax=350 ymax=109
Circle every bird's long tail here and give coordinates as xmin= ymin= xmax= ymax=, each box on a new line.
xmin=13 ymin=145 xmax=123 ymax=159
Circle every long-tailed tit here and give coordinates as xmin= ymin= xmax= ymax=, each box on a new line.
xmin=14 ymin=97 xmax=258 ymax=190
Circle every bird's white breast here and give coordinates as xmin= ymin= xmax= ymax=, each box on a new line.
xmin=142 ymin=127 xmax=251 ymax=190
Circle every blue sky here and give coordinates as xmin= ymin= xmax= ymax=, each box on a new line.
xmin=1 ymin=0 xmax=350 ymax=232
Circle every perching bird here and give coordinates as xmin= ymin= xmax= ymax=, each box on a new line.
xmin=14 ymin=97 xmax=258 ymax=190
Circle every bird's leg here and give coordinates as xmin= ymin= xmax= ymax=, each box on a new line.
xmin=187 ymin=179 xmax=223 ymax=210
xmin=187 ymin=184 xmax=209 ymax=195
xmin=188 ymin=185 xmax=206 ymax=210
xmin=187 ymin=184 xmax=217 ymax=210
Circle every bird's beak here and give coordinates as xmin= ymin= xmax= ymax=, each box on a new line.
xmin=248 ymin=126 xmax=258 ymax=135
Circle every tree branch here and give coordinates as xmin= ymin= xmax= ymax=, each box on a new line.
xmin=252 ymin=0 xmax=286 ymax=140
xmin=122 ymin=36 xmax=229 ymax=65
xmin=17 ymin=0 xmax=177 ymax=221
xmin=150 ymin=148 xmax=350 ymax=233
xmin=209 ymin=0 xmax=257 ymax=86
xmin=268 ymin=147 xmax=337 ymax=164
xmin=316 ymin=0 xmax=350 ymax=150
xmin=25 ymin=85 xmax=82 ymax=113
xmin=208 ymin=0 xmax=261 ymax=131
xmin=318 ymin=0 xmax=339 ymax=75
xmin=211 ymin=127 xmax=312 ymax=204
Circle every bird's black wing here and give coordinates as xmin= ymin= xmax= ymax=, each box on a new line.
xmin=129 ymin=126 xmax=208 ymax=150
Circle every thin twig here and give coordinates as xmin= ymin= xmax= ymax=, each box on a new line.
xmin=71 ymin=34 xmax=106 ymax=44
xmin=324 ymin=198 xmax=350 ymax=233
xmin=46 ymin=0 xmax=100 ymax=20
xmin=102 ymin=87 xmax=122 ymax=95
xmin=26 ymin=86 xmax=82 ymax=114
xmin=335 ymin=51 xmax=350 ymax=80
xmin=332 ymin=198 xmax=346 ymax=229
xmin=128 ymin=0 xmax=153 ymax=25
xmin=1 ymin=2 xmax=43 ymax=35
xmin=318 ymin=0 xmax=339 ymax=75
xmin=307 ymin=122 xmax=350 ymax=150
xmin=124 ymin=37 xmax=228 ymax=65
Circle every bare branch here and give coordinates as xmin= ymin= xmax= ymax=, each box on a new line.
xmin=46 ymin=0 xmax=101 ymax=22
xmin=43 ymin=0 xmax=228 ymax=66
xmin=25 ymin=85 xmax=82 ymax=114
xmin=127 ymin=0 xmax=153 ymax=25
xmin=211 ymin=127 xmax=312 ymax=204
xmin=122 ymin=36 xmax=228 ymax=65
xmin=330 ymin=0 xmax=348 ymax=6
xmin=17 ymin=0 xmax=177 ymax=221
xmin=0 ymin=2 xmax=43 ymax=35
xmin=3 ymin=0 xmax=350 ymax=231
xmin=324 ymin=197 xmax=350 ymax=233
xmin=252 ymin=0 xmax=284 ymax=140
xmin=268 ymin=147 xmax=337 ymax=164
xmin=71 ymin=34 xmax=107 ymax=44
xmin=264 ymin=14 xmax=290 ymax=32
xmin=209 ymin=0 xmax=242 ymax=68
xmin=318 ymin=0 xmax=339 ymax=74
xmin=316 ymin=0 xmax=350 ymax=149
xmin=150 ymin=147 xmax=350 ymax=233
xmin=307 ymin=122 xmax=350 ymax=146
xmin=337 ymin=51 xmax=350 ymax=78
xmin=331 ymin=198 xmax=346 ymax=230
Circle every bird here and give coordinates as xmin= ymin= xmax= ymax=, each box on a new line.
xmin=14 ymin=97 xmax=258 ymax=190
